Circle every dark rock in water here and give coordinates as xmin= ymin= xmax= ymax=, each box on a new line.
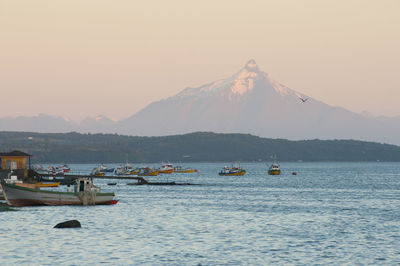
xmin=54 ymin=220 xmax=81 ymax=228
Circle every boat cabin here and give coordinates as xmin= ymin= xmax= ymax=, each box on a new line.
xmin=74 ymin=178 xmax=100 ymax=193
xmin=0 ymin=150 xmax=32 ymax=170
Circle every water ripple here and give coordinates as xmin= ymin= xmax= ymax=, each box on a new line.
xmin=1 ymin=162 xmax=400 ymax=264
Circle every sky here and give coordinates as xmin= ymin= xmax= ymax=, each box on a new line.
xmin=1 ymin=0 xmax=399 ymax=121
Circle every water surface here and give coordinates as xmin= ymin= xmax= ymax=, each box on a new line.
xmin=1 ymin=162 xmax=399 ymax=264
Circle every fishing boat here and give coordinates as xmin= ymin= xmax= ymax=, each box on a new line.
xmin=97 ymin=164 xmax=114 ymax=173
xmin=174 ymin=166 xmax=198 ymax=173
xmin=268 ymin=163 xmax=281 ymax=175
xmin=91 ymin=167 xmax=105 ymax=176
xmin=43 ymin=166 xmax=64 ymax=175
xmin=219 ymin=165 xmax=246 ymax=176
xmin=56 ymin=164 xmax=70 ymax=173
xmin=268 ymin=162 xmax=281 ymax=175
xmin=114 ymin=164 xmax=135 ymax=175
xmin=134 ymin=167 xmax=159 ymax=176
xmin=268 ymin=155 xmax=281 ymax=175
xmin=158 ymin=164 xmax=174 ymax=174
xmin=0 ymin=178 xmax=118 ymax=207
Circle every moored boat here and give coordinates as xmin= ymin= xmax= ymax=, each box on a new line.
xmin=91 ymin=167 xmax=105 ymax=176
xmin=268 ymin=155 xmax=281 ymax=175
xmin=134 ymin=167 xmax=159 ymax=176
xmin=97 ymin=164 xmax=115 ymax=173
xmin=174 ymin=166 xmax=198 ymax=173
xmin=268 ymin=163 xmax=281 ymax=175
xmin=114 ymin=164 xmax=135 ymax=175
xmin=56 ymin=164 xmax=70 ymax=173
xmin=158 ymin=164 xmax=174 ymax=174
xmin=219 ymin=165 xmax=246 ymax=176
xmin=0 ymin=178 xmax=118 ymax=207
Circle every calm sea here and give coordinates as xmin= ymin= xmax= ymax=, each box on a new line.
xmin=1 ymin=162 xmax=400 ymax=265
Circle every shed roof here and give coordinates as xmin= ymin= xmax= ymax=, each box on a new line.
xmin=0 ymin=150 xmax=32 ymax=157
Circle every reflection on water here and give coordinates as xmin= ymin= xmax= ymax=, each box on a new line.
xmin=1 ymin=162 xmax=400 ymax=264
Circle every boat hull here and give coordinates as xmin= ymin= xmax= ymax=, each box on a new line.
xmin=158 ymin=169 xmax=174 ymax=174
xmin=174 ymin=169 xmax=197 ymax=173
xmin=268 ymin=170 xmax=281 ymax=175
xmin=138 ymin=171 xmax=159 ymax=176
xmin=1 ymin=183 xmax=116 ymax=207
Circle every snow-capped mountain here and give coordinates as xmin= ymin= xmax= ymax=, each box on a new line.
xmin=1 ymin=60 xmax=399 ymax=145
xmin=118 ymin=60 xmax=398 ymax=145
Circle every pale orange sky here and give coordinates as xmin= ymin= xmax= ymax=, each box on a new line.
xmin=1 ymin=0 xmax=399 ymax=121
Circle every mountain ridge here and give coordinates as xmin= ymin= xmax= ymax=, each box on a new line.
xmin=0 ymin=60 xmax=399 ymax=145
xmin=117 ymin=60 xmax=399 ymax=145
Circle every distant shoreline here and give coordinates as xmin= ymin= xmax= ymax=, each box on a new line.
xmin=1 ymin=131 xmax=400 ymax=163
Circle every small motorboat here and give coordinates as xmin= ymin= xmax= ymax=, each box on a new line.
xmin=107 ymin=182 xmax=117 ymax=186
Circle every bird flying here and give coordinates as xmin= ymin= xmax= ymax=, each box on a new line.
xmin=299 ymin=97 xmax=308 ymax=103
xmin=295 ymin=93 xmax=309 ymax=103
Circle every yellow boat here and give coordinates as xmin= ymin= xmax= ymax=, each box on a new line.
xmin=219 ymin=165 xmax=246 ymax=176
xmin=174 ymin=166 xmax=198 ymax=173
xmin=220 ymin=170 xmax=246 ymax=176
xmin=135 ymin=167 xmax=159 ymax=176
xmin=34 ymin=182 xmax=61 ymax=187
xmin=268 ymin=163 xmax=281 ymax=175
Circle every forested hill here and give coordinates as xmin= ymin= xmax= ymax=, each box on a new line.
xmin=1 ymin=131 xmax=400 ymax=163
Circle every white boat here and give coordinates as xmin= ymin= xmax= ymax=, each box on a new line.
xmin=114 ymin=164 xmax=134 ymax=175
xmin=0 ymin=178 xmax=118 ymax=207
xmin=268 ymin=155 xmax=281 ymax=175
xmin=268 ymin=163 xmax=281 ymax=175
xmin=158 ymin=163 xmax=174 ymax=174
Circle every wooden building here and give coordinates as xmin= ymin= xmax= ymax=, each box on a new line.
xmin=0 ymin=150 xmax=32 ymax=170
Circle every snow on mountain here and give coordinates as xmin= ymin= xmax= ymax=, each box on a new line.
xmin=79 ymin=115 xmax=116 ymax=133
xmin=175 ymin=59 xmax=298 ymax=100
xmin=118 ymin=60 xmax=399 ymax=145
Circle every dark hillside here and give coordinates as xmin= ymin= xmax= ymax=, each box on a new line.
xmin=0 ymin=131 xmax=399 ymax=163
